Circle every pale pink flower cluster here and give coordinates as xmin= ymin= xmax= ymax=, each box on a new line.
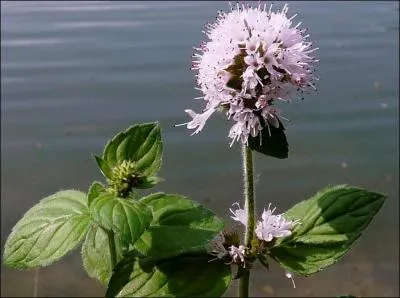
xmin=229 ymin=202 xmax=247 ymax=226
xmin=205 ymin=232 xmax=246 ymax=265
xmin=230 ymin=202 xmax=298 ymax=242
xmin=228 ymin=245 xmax=246 ymax=264
xmin=182 ymin=3 xmax=318 ymax=145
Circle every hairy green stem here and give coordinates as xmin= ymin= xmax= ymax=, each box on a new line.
xmin=33 ymin=268 xmax=39 ymax=297
xmin=239 ymin=271 xmax=251 ymax=298
xmin=107 ymin=229 xmax=118 ymax=269
xmin=238 ymin=145 xmax=255 ymax=297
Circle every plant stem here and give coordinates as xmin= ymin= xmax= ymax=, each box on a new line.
xmin=33 ymin=268 xmax=39 ymax=297
xmin=107 ymin=229 xmax=118 ymax=269
xmin=239 ymin=271 xmax=250 ymax=298
xmin=238 ymin=144 xmax=255 ymax=298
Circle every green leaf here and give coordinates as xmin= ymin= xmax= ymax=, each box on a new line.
xmin=134 ymin=193 xmax=224 ymax=261
xmin=134 ymin=226 xmax=218 ymax=261
xmin=87 ymin=181 xmax=106 ymax=207
xmin=248 ymin=118 xmax=288 ymax=159
xmin=104 ymin=193 xmax=231 ymax=297
xmin=106 ymin=253 xmax=232 ymax=297
xmin=269 ymin=185 xmax=386 ymax=275
xmin=81 ymin=224 xmax=125 ymax=285
xmin=140 ymin=192 xmax=224 ymax=231
xmin=100 ymin=122 xmax=162 ymax=178
xmin=134 ymin=176 xmax=164 ymax=189
xmin=3 ymin=190 xmax=90 ymax=269
xmin=94 ymin=155 xmax=113 ymax=178
xmin=135 ymin=193 xmax=224 ymax=259
xmin=90 ymin=193 xmax=152 ymax=245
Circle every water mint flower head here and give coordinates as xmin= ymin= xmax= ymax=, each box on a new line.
xmin=255 ymin=203 xmax=299 ymax=242
xmin=183 ymin=3 xmax=318 ymax=145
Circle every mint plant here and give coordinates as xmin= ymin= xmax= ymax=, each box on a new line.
xmin=3 ymin=3 xmax=386 ymax=298
xmin=4 ymin=123 xmax=231 ymax=297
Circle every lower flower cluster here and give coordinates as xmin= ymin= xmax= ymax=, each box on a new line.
xmin=230 ymin=202 xmax=299 ymax=242
xmin=206 ymin=202 xmax=299 ymax=287
xmin=205 ymin=230 xmax=247 ymax=267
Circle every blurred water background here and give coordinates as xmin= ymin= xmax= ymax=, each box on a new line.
xmin=1 ymin=1 xmax=399 ymax=297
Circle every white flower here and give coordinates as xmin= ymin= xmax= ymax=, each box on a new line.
xmin=255 ymin=203 xmax=299 ymax=242
xmin=228 ymin=245 xmax=246 ymax=263
xmin=285 ymin=271 xmax=296 ymax=288
xmin=229 ymin=202 xmax=247 ymax=226
xmin=205 ymin=232 xmax=227 ymax=259
xmin=182 ymin=108 xmax=217 ymax=135
xmin=183 ymin=3 xmax=318 ymax=145
xmin=205 ymin=232 xmax=247 ymax=266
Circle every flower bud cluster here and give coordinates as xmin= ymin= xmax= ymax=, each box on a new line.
xmin=108 ymin=160 xmax=143 ymax=197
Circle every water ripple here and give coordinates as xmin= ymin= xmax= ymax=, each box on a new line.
xmin=52 ymin=20 xmax=145 ymax=29
xmin=1 ymin=38 xmax=67 ymax=47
